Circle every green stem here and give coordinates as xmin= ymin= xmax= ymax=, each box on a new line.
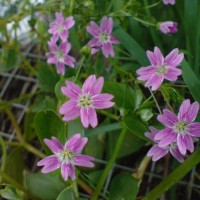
xmin=74 ymin=56 xmax=85 ymax=83
xmin=23 ymin=143 xmax=45 ymax=158
xmin=143 ymin=148 xmax=200 ymax=200
xmin=143 ymin=0 xmax=162 ymax=47
xmin=69 ymin=0 xmax=75 ymax=15
xmin=5 ymin=109 xmax=24 ymax=143
xmin=91 ymin=126 xmax=128 ymax=200
xmin=0 ymin=136 xmax=7 ymax=183
xmin=149 ymin=88 xmax=162 ymax=114
xmin=143 ymin=0 xmax=161 ymax=9
xmin=160 ymin=87 xmax=174 ymax=112
xmin=77 ymin=179 xmax=93 ymax=195
xmin=73 ymin=180 xmax=79 ymax=198
xmin=132 ymin=156 xmax=151 ymax=179
xmin=6 ymin=141 xmax=45 ymax=158
xmin=97 ymin=110 xmax=118 ymax=121
xmin=119 ymin=11 xmax=156 ymax=27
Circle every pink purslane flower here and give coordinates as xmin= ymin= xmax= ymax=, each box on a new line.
xmin=86 ymin=17 xmax=120 ymax=58
xmin=145 ymin=127 xmax=184 ymax=162
xmin=155 ymin=99 xmax=200 ymax=155
xmin=163 ymin=0 xmax=175 ymax=5
xmin=37 ymin=134 xmax=94 ymax=181
xmin=48 ymin=12 xmax=75 ymax=42
xmin=159 ymin=21 xmax=178 ymax=35
xmin=59 ymin=75 xmax=115 ymax=128
xmin=46 ymin=38 xmax=76 ymax=75
xmin=136 ymin=47 xmax=184 ymax=91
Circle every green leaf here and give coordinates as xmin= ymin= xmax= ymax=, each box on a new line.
xmin=67 ymin=119 xmax=84 ymax=137
xmin=24 ymin=171 xmax=66 ymax=200
xmin=0 ymin=185 xmax=23 ymax=200
xmin=56 ymin=188 xmax=75 ymax=200
xmin=133 ymin=89 xmax=144 ymax=111
xmin=36 ymin=62 xmax=59 ymax=93
xmin=34 ymin=109 xmax=67 ymax=154
xmin=181 ymin=59 xmax=200 ymax=102
xmin=143 ymin=148 xmax=200 ymax=200
xmin=123 ymin=113 xmax=149 ymax=141
xmin=85 ymin=123 xmax=121 ymax=137
xmin=113 ymin=26 xmax=148 ymax=66
xmin=109 ymin=173 xmax=139 ymax=200
xmin=55 ymin=79 xmax=67 ymax=102
xmin=139 ymin=109 xmax=153 ymax=122
xmin=84 ymin=134 xmax=105 ymax=160
xmin=31 ymin=95 xmax=57 ymax=112
xmin=184 ymin=0 xmax=200 ymax=72
xmin=24 ymin=111 xmax=36 ymax=142
xmin=108 ymin=130 xmax=145 ymax=159
xmin=0 ymin=48 xmax=21 ymax=72
xmin=5 ymin=148 xmax=25 ymax=184
xmin=103 ymin=81 xmax=135 ymax=109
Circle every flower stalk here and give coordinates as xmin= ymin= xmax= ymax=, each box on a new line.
xmin=91 ymin=126 xmax=128 ymax=200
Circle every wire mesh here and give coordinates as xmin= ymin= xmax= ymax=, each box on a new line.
xmin=1 ymin=68 xmax=200 ymax=199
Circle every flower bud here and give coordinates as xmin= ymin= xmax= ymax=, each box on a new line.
xmin=158 ymin=21 xmax=178 ymax=35
xmin=80 ymin=45 xmax=91 ymax=57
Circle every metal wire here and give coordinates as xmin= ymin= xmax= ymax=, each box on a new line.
xmin=0 ymin=69 xmax=199 ymax=199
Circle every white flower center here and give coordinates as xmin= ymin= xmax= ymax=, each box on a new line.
xmin=78 ymin=94 xmax=93 ymax=108
xmin=156 ymin=65 xmax=168 ymax=75
xmin=58 ymin=25 xmax=65 ymax=33
xmin=55 ymin=50 xmax=64 ymax=62
xmin=99 ymin=32 xmax=110 ymax=43
xmin=174 ymin=121 xmax=188 ymax=135
xmin=58 ymin=149 xmax=73 ymax=162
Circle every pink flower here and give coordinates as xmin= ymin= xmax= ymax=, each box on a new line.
xmin=59 ymin=75 xmax=115 ymax=128
xmin=163 ymin=0 xmax=175 ymax=5
xmin=145 ymin=126 xmax=184 ymax=162
xmin=155 ymin=99 xmax=200 ymax=155
xmin=159 ymin=21 xmax=178 ymax=34
xmin=86 ymin=17 xmax=120 ymax=58
xmin=37 ymin=134 xmax=94 ymax=181
xmin=46 ymin=38 xmax=76 ymax=75
xmin=48 ymin=12 xmax=75 ymax=42
xmin=136 ymin=47 xmax=184 ymax=91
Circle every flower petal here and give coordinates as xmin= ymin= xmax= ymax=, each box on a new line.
xmin=170 ymin=146 xmax=184 ymax=163
xmin=93 ymin=94 xmax=114 ymax=109
xmin=154 ymin=128 xmax=175 ymax=141
xmin=177 ymin=134 xmax=194 ymax=155
xmin=44 ymin=137 xmax=63 ymax=153
xmin=147 ymin=145 xmax=168 ymax=161
xmin=157 ymin=109 xmax=178 ymax=127
xmin=145 ymin=74 xmax=164 ymax=91
xmin=67 ymin=163 xmax=76 ymax=180
xmin=86 ymin=21 xmax=100 ymax=37
xmin=37 ymin=155 xmax=58 ymax=166
xmin=88 ymin=108 xmax=98 ymax=128
xmin=82 ymin=75 xmax=96 ymax=94
xmin=188 ymin=122 xmax=200 ymax=137
xmin=73 ymin=155 xmax=95 ymax=167
xmin=80 ymin=108 xmax=89 ymax=128
xmin=56 ymin=62 xmax=65 ymax=75
xmin=61 ymin=80 xmax=81 ymax=99
xmin=59 ymin=100 xmax=80 ymax=121
xmin=164 ymin=67 xmax=182 ymax=81
xmin=178 ymin=99 xmax=191 ymax=122
xmin=64 ymin=16 xmax=75 ymax=30
xmin=65 ymin=133 xmax=88 ymax=153
xmin=61 ymin=163 xmax=69 ymax=181
xmin=41 ymin=157 xmax=60 ymax=173
xmin=154 ymin=47 xmax=164 ymax=65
